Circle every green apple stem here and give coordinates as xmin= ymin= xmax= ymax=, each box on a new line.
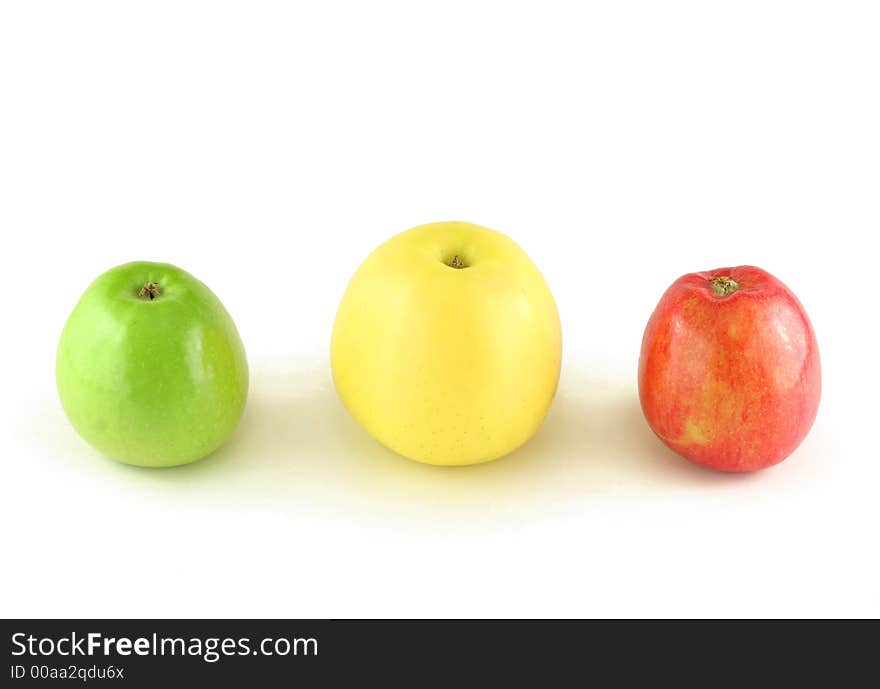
xmin=709 ymin=276 xmax=739 ymax=297
xmin=138 ymin=281 xmax=161 ymax=300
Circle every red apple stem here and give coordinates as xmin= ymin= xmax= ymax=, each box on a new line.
xmin=709 ymin=276 xmax=739 ymax=297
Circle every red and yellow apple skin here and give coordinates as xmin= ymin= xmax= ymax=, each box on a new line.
xmin=638 ymin=266 xmax=820 ymax=472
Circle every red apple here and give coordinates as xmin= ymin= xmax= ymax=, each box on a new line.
xmin=638 ymin=266 xmax=820 ymax=472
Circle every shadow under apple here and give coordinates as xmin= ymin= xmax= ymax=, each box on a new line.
xmin=118 ymin=361 xmax=752 ymax=516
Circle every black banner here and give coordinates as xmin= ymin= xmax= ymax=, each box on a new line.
xmin=2 ymin=619 xmax=873 ymax=685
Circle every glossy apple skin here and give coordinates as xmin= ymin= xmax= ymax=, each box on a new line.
xmin=56 ymin=262 xmax=248 ymax=467
xmin=331 ymin=221 xmax=562 ymax=466
xmin=638 ymin=266 xmax=820 ymax=472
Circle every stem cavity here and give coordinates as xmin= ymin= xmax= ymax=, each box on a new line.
xmin=709 ymin=276 xmax=739 ymax=297
xmin=138 ymin=281 xmax=161 ymax=300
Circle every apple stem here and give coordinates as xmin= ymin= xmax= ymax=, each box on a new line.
xmin=709 ymin=276 xmax=739 ymax=297
xmin=138 ymin=281 xmax=161 ymax=300
xmin=446 ymin=255 xmax=467 ymax=269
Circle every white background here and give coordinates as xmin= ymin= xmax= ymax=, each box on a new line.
xmin=1 ymin=1 xmax=877 ymax=618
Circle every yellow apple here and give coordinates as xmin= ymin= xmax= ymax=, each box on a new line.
xmin=331 ymin=221 xmax=562 ymax=465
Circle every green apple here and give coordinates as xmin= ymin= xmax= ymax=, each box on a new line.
xmin=56 ymin=261 xmax=249 ymax=467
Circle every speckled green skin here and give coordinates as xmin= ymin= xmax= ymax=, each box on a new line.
xmin=56 ymin=262 xmax=249 ymax=467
